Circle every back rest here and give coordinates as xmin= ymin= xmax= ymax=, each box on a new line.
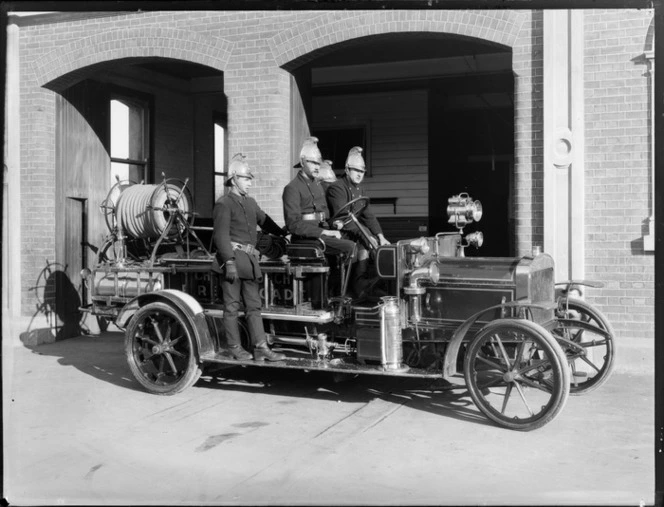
xmin=286 ymin=241 xmax=326 ymax=264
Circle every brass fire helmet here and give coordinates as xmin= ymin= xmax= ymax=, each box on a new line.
xmin=225 ymin=153 xmax=254 ymax=187
xmin=299 ymin=137 xmax=323 ymax=165
xmin=318 ymin=159 xmax=337 ymax=183
xmin=345 ymin=146 xmax=366 ymax=173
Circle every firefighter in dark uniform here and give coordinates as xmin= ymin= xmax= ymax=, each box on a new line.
xmin=326 ymin=146 xmax=390 ymax=298
xmin=282 ymin=137 xmax=356 ymax=295
xmin=213 ymin=153 xmax=287 ymax=361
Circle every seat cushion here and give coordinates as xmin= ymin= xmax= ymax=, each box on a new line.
xmin=286 ymin=240 xmax=326 ymax=261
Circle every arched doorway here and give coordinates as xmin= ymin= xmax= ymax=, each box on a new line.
xmin=289 ymin=33 xmax=514 ymax=256
xmin=47 ymin=58 xmax=225 ymax=336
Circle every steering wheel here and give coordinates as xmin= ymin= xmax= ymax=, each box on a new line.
xmin=330 ymin=196 xmax=377 ymax=251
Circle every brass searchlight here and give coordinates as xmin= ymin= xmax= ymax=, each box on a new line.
xmin=447 ymin=193 xmax=483 ymax=229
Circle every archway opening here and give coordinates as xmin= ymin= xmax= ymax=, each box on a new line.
xmin=48 ymin=58 xmax=225 ymax=337
xmin=292 ymin=33 xmax=514 ymax=255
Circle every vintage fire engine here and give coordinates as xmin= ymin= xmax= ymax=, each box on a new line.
xmin=81 ymin=177 xmax=616 ymax=431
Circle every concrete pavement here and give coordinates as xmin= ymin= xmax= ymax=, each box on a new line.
xmin=3 ymin=331 xmax=655 ymax=505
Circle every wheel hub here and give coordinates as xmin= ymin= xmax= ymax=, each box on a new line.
xmin=152 ymin=344 xmax=169 ymax=354
xmin=502 ymin=371 xmax=516 ymax=382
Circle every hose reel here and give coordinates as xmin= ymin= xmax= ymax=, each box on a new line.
xmin=101 ymin=179 xmax=194 ymax=239
xmin=100 ymin=179 xmax=136 ymax=233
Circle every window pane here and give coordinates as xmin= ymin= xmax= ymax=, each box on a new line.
xmin=128 ymin=106 xmax=145 ymax=160
xmin=111 ymin=162 xmax=143 ymax=184
xmin=111 ymin=100 xmax=129 ymax=159
xmin=111 ymin=162 xmax=128 ymax=183
xmin=111 ymin=96 xmax=148 ymax=186
xmin=214 ymin=123 xmax=226 ymax=201
xmin=214 ymin=123 xmax=225 ymax=173
xmin=313 ymin=126 xmax=367 ymax=175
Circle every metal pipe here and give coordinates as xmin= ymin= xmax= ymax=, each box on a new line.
xmin=267 ymin=334 xmax=351 ymax=353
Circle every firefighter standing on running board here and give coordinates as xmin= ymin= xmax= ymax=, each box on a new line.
xmin=213 ymin=153 xmax=287 ymax=361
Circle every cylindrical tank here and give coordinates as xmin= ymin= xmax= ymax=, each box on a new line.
xmin=94 ymin=273 xmax=163 ymax=298
xmin=380 ymin=296 xmax=403 ymax=369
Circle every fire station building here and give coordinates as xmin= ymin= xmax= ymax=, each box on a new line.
xmin=2 ymin=8 xmax=655 ymax=346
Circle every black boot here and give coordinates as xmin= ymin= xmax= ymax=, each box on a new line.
xmin=253 ymin=342 xmax=286 ymax=362
xmin=350 ymin=259 xmax=371 ymax=300
xmin=228 ymin=344 xmax=252 ymax=361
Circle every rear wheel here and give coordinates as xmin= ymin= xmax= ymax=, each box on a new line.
xmin=553 ymin=297 xmax=616 ymax=395
xmin=464 ymin=319 xmax=570 ymax=431
xmin=125 ymin=302 xmax=202 ymax=395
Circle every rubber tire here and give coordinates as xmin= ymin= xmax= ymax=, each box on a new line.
xmin=125 ymin=301 xmax=202 ymax=395
xmin=464 ymin=319 xmax=571 ymax=431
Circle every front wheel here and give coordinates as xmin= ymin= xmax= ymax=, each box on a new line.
xmin=125 ymin=301 xmax=202 ymax=395
xmin=464 ymin=319 xmax=570 ymax=431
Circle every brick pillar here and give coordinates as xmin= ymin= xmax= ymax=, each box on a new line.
xmin=513 ymin=10 xmax=543 ymax=257
xmin=224 ymin=44 xmax=293 ymax=224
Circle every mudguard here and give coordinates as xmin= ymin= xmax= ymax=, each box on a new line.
xmin=442 ymin=300 xmax=558 ymax=378
xmin=115 ymin=289 xmax=215 ymax=358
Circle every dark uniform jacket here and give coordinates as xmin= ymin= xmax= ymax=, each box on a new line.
xmin=326 ymin=174 xmax=383 ymax=236
xmin=282 ymin=171 xmax=331 ymax=238
xmin=213 ymin=192 xmax=284 ymax=280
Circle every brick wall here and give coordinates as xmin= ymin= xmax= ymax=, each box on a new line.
xmin=14 ymin=8 xmax=654 ymax=345
xmin=513 ymin=10 xmax=544 ymax=257
xmin=584 ymin=9 xmax=655 ymax=340
xmin=16 ymin=9 xmax=533 ymax=318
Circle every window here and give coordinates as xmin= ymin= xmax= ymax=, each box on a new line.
xmin=213 ymin=115 xmax=228 ymax=203
xmin=110 ymin=94 xmax=149 ymax=185
xmin=313 ymin=124 xmax=370 ymax=176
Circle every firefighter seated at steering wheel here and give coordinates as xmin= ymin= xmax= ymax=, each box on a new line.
xmin=282 ymin=137 xmax=357 ymax=297
xmin=326 ymin=146 xmax=390 ymax=299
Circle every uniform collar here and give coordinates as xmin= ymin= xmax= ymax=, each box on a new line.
xmin=229 ymin=191 xmax=247 ymax=202
xmin=298 ymin=170 xmax=317 ymax=184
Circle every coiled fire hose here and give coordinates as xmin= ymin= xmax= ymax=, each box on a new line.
xmin=115 ymin=183 xmax=192 ymax=239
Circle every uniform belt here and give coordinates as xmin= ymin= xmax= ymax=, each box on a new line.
xmin=302 ymin=212 xmax=327 ymax=221
xmin=231 ymin=242 xmax=259 ymax=258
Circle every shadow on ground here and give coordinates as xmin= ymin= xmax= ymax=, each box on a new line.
xmin=198 ymin=362 xmax=492 ymax=428
xmin=25 ymin=331 xmax=140 ymax=392
xmin=27 ymin=331 xmax=493 ymax=428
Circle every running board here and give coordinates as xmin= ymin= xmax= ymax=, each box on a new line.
xmin=203 ymin=308 xmax=335 ymax=324
xmin=199 ymin=351 xmax=442 ymax=379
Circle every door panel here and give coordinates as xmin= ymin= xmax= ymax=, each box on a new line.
xmin=56 ymin=80 xmax=110 ymax=339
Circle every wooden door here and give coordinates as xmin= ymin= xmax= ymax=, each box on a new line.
xmin=53 ymin=198 xmax=86 ymax=339
xmin=56 ymin=80 xmax=110 ymax=338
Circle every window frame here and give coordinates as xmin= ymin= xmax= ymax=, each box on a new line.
xmin=312 ymin=122 xmax=371 ymax=177
xmin=213 ymin=111 xmax=228 ymax=205
xmin=108 ymin=86 xmax=153 ymax=184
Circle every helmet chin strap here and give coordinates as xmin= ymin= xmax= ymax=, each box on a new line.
xmin=231 ymin=179 xmax=247 ymax=196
